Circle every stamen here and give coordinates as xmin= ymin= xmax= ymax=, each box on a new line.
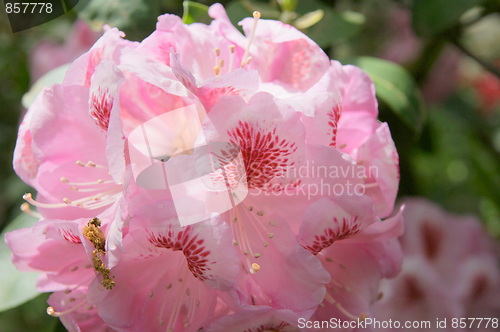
xmin=23 ymin=193 xmax=69 ymax=209
xmin=47 ymin=300 xmax=87 ymax=317
xmin=75 ymin=160 xmax=106 ymax=169
xmin=229 ymin=45 xmax=236 ymax=72
xmin=82 ymin=218 xmax=115 ymax=290
xmin=60 ymin=178 xmax=110 ymax=186
xmin=20 ymin=202 xmax=41 ymax=218
xmin=214 ymin=48 xmax=222 ymax=76
xmin=324 ymin=291 xmax=360 ymax=320
xmin=214 ymin=66 xmax=221 ymax=76
xmin=250 ymin=262 xmax=260 ymax=273
xmin=164 ymin=267 xmax=189 ymax=332
xmin=241 ymin=11 xmax=261 ymax=68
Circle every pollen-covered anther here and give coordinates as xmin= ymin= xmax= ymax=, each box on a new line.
xmin=82 ymin=218 xmax=106 ymax=250
xmin=82 ymin=218 xmax=115 ymax=290
xmin=250 ymin=262 xmax=261 ymax=273
xmin=60 ymin=177 xmax=69 ymax=183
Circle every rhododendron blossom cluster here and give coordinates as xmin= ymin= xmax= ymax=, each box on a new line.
xmin=373 ymin=199 xmax=500 ymax=331
xmin=6 ymin=3 xmax=402 ymax=331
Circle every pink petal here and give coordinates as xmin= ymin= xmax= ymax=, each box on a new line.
xmin=353 ymin=123 xmax=400 ymax=217
xmin=299 ymin=195 xmax=377 ymax=255
xmin=206 ymin=305 xmax=303 ymax=332
xmin=239 ymin=18 xmax=330 ymax=91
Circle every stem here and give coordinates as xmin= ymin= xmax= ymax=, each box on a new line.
xmin=410 ymin=37 xmax=447 ymax=84
xmin=452 ymin=39 xmax=500 ymax=79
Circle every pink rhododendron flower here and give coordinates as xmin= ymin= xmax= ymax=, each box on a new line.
xmin=373 ymin=198 xmax=500 ymax=331
xmin=6 ymin=3 xmax=403 ymax=331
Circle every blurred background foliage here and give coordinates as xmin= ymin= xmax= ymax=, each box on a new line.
xmin=0 ymin=0 xmax=498 ymax=330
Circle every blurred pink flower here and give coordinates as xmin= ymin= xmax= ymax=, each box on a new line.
xmin=7 ymin=3 xmax=403 ymax=331
xmin=30 ymin=20 xmax=101 ymax=82
xmin=379 ymin=8 xmax=460 ymax=103
xmin=373 ymin=198 xmax=500 ymax=331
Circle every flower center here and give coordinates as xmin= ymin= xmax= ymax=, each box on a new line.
xmin=225 ymin=121 xmax=298 ymax=191
xmin=230 ymin=204 xmax=275 ymax=274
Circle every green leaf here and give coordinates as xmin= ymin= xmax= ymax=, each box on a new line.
xmin=412 ymin=0 xmax=485 ymax=36
xmin=77 ymin=0 xmax=160 ymax=41
xmin=0 ymin=213 xmax=39 ymax=312
xmin=277 ymin=0 xmax=299 ymax=13
xmin=344 ymin=57 xmax=425 ymax=132
xmin=182 ymin=1 xmax=211 ymax=24
xmin=295 ymin=0 xmax=365 ymax=48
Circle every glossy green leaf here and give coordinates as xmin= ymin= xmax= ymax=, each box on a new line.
xmin=182 ymin=1 xmax=211 ymax=24
xmin=0 ymin=213 xmax=39 ymax=312
xmin=78 ymin=0 xmax=160 ymax=41
xmin=412 ymin=0 xmax=485 ymax=36
xmin=344 ymin=57 xmax=425 ymax=132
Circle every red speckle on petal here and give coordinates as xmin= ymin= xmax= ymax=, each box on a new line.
xmin=90 ymin=87 xmax=113 ymax=131
xmin=226 ymin=121 xmax=297 ymax=191
xmin=59 ymin=229 xmax=82 ymax=244
xmin=199 ymin=86 xmax=239 ymax=111
xmin=85 ymin=50 xmax=103 ymax=87
xmin=243 ymin=322 xmax=291 ymax=332
xmin=327 ymin=104 xmax=342 ymax=148
xmin=148 ymin=227 xmax=212 ymax=281
xmin=304 ymin=216 xmax=362 ymax=255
